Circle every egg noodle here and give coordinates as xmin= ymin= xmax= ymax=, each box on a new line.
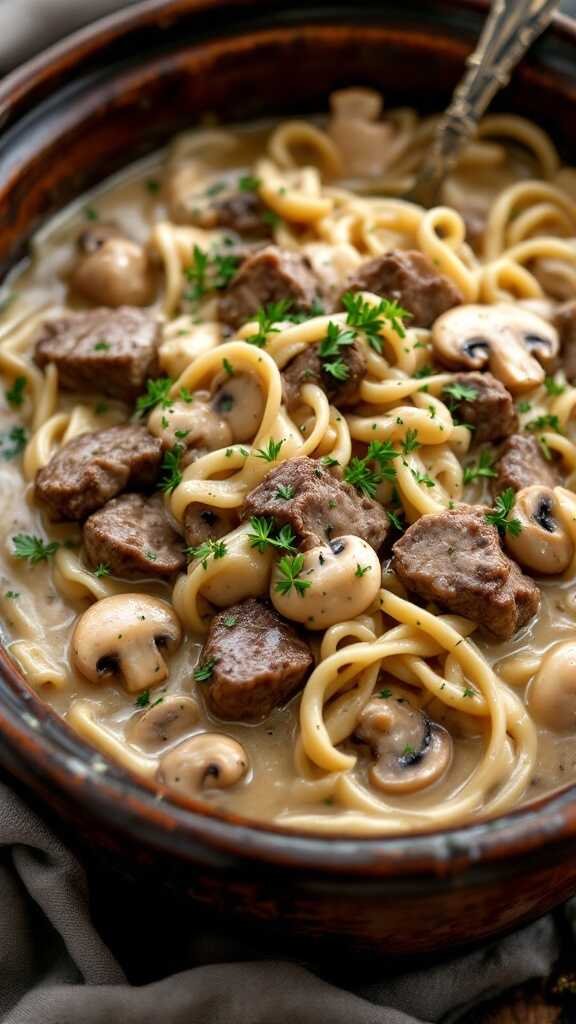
xmin=2 ymin=90 xmax=576 ymax=833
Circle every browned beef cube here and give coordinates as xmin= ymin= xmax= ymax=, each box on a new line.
xmin=201 ymin=598 xmax=313 ymax=721
xmin=283 ymin=339 xmax=367 ymax=410
xmin=242 ymin=456 xmax=389 ymax=552
xmin=218 ymin=245 xmax=319 ymax=329
xmin=34 ymin=308 xmax=160 ymax=402
xmin=83 ymin=493 xmax=185 ymax=578
xmin=442 ymin=372 xmax=518 ymax=443
xmin=183 ymin=503 xmax=238 ymax=551
xmin=343 ymin=250 xmax=462 ymax=327
xmin=554 ymin=300 xmax=576 ymax=381
xmin=392 ymin=505 xmax=539 ymax=639
xmin=493 ymin=434 xmax=559 ymax=496
xmin=35 ymin=425 xmax=162 ymax=521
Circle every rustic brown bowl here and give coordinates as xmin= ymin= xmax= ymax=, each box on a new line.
xmin=2 ymin=0 xmax=576 ymax=958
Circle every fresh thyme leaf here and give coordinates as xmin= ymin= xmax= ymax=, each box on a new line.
xmin=246 ymin=300 xmax=293 ymax=348
xmin=247 ymin=516 xmax=296 ymax=554
xmin=186 ymin=538 xmax=227 ymax=569
xmin=12 ymin=534 xmax=59 ymax=564
xmin=354 ymin=563 xmax=371 ymax=577
xmin=485 ymin=488 xmax=523 ymax=536
xmin=136 ymin=377 xmax=174 ymax=416
xmin=135 ymin=689 xmax=150 ymax=708
xmin=411 ymin=468 xmax=435 ymax=488
xmin=194 ymin=657 xmax=218 ymax=682
xmin=274 ymin=553 xmax=311 ymax=597
xmin=159 ymin=443 xmax=185 ymax=493
xmin=254 ymin=438 xmax=284 ymax=463
xmin=387 ymin=508 xmax=404 ymax=531
xmin=463 ymin=450 xmax=497 ymax=484
xmin=275 ymin=483 xmax=295 ymax=500
xmin=5 ymin=376 xmax=26 ymax=407
xmin=92 ymin=563 xmax=111 ymax=578
xmin=0 ymin=426 xmax=27 ymax=460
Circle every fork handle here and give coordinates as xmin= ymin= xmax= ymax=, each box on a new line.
xmin=432 ymin=0 xmax=560 ymax=170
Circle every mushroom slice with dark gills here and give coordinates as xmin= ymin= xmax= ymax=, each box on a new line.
xmin=157 ymin=734 xmax=249 ymax=798
xmin=210 ymin=370 xmax=266 ymax=442
xmin=355 ymin=695 xmax=453 ymax=794
xmin=505 ymin=485 xmax=574 ymax=575
xmin=432 ymin=304 xmax=559 ymax=393
xmin=183 ymin=503 xmax=238 ymax=551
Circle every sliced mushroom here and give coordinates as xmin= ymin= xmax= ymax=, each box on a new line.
xmin=356 ymin=696 xmax=452 ymax=794
xmin=528 ymin=641 xmax=576 ymax=732
xmin=505 ymin=485 xmax=574 ymax=575
xmin=71 ymin=594 xmax=182 ymax=693
xmin=270 ymin=535 xmax=380 ymax=630
xmin=126 ymin=694 xmax=200 ymax=753
xmin=432 ymin=304 xmax=559 ymax=392
xmin=70 ymin=224 xmax=155 ymax=307
xmin=211 ymin=371 xmax=266 ymax=442
xmin=148 ymin=392 xmax=232 ymax=462
xmin=157 ymin=733 xmax=248 ymax=797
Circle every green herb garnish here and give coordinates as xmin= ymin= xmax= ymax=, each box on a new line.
xmin=463 ymin=450 xmax=497 ymax=485
xmin=485 ymin=488 xmax=522 ymax=536
xmin=12 ymin=534 xmax=59 ymax=564
xmin=274 ymin=553 xmax=311 ymax=597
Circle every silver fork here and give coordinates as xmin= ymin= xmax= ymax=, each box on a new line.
xmin=404 ymin=0 xmax=561 ymax=207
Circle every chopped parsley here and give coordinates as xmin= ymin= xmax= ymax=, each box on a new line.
xmin=93 ymin=340 xmax=111 ymax=352
xmin=275 ymin=483 xmax=295 ymax=500
xmin=379 ymin=688 xmax=392 ymax=699
xmin=92 ymin=563 xmax=111 ymax=578
xmin=354 ymin=563 xmax=371 ymax=577
xmin=485 ymin=488 xmax=522 ymax=536
xmin=246 ymin=299 xmax=293 ymax=348
xmin=222 ymin=357 xmax=235 ymax=377
xmin=318 ymin=321 xmax=355 ymax=381
xmin=343 ymin=440 xmax=398 ymax=498
xmin=0 ymin=426 xmax=27 ymax=460
xmin=187 ymin=538 xmax=227 ymax=569
xmin=525 ymin=413 xmax=561 ymax=433
xmin=194 ymin=657 xmax=218 ymax=682
xmin=5 ymin=376 xmax=26 ymax=408
xmin=179 ymin=387 xmax=194 ymax=404
xmin=387 ymin=508 xmax=404 ymax=531
xmin=414 ymin=364 xmax=433 ymax=379
xmin=145 ymin=178 xmax=161 ymax=194
xmin=222 ymin=614 xmax=237 ymax=628
xmin=135 ymin=689 xmax=151 ymax=708
xmin=184 ymin=245 xmax=209 ymax=304
xmin=238 ymin=174 xmax=261 ymax=192
xmin=254 ymin=438 xmax=284 ymax=463
xmin=12 ymin=534 xmax=59 ymax=564
xmin=403 ymin=744 xmax=416 ymax=758
xmin=145 ymin=550 xmax=158 ymax=562
xmin=443 ymin=382 xmax=478 ymax=404
xmin=342 ymin=291 xmax=411 ymax=351
xmin=136 ymin=377 xmax=174 ymax=416
xmin=4 ymin=591 xmax=19 ymax=599
xmin=159 ymin=443 xmax=185 ymax=493
xmin=411 ymin=468 xmax=435 ymax=488
xmin=184 ymin=244 xmax=239 ymax=304
xmin=544 ymin=376 xmax=565 ymax=397
xmin=275 ymin=553 xmax=311 ymax=597
xmin=94 ymin=401 xmax=109 ymax=415
xmin=462 ymin=686 xmax=477 ymax=698
xmin=262 ymin=209 xmax=282 ymax=228
xmin=517 ymin=399 xmax=532 ymax=414
xmin=247 ymin=517 xmax=296 ymax=554
xmin=401 ymin=429 xmax=420 ymax=455
xmin=463 ymin=450 xmax=497 ymax=485
xmin=84 ymin=205 xmax=99 ymax=221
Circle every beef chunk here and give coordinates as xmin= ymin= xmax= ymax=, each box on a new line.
xmin=83 ymin=493 xmax=185 ymax=578
xmin=283 ymin=339 xmax=367 ymax=410
xmin=392 ymin=506 xmax=539 ymax=639
xmin=219 ymin=245 xmax=319 ymax=329
xmin=202 ymin=598 xmax=313 ymax=721
xmin=35 ymin=424 xmax=162 ymax=521
xmin=183 ymin=503 xmax=238 ymax=550
xmin=554 ymin=300 xmax=576 ymax=382
xmin=443 ymin=372 xmax=517 ymax=443
xmin=242 ymin=457 xmax=389 ymax=552
xmin=344 ymin=250 xmax=462 ymax=328
xmin=34 ymin=308 xmax=160 ymax=402
xmin=190 ymin=189 xmax=272 ymax=238
xmin=493 ymin=434 xmax=559 ymax=495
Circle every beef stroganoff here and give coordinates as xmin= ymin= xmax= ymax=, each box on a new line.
xmin=2 ymin=89 xmax=576 ymax=834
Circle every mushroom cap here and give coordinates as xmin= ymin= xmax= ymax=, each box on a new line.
xmin=432 ymin=303 xmax=558 ymax=393
xmin=126 ymin=694 xmax=199 ymax=753
xmin=505 ymin=485 xmax=574 ymax=575
xmin=71 ymin=235 xmax=155 ymax=307
xmin=211 ymin=371 xmax=266 ymax=443
xmin=71 ymin=593 xmax=182 ymax=693
xmin=356 ymin=696 xmax=453 ymax=794
xmin=270 ymin=535 xmax=381 ymax=630
xmin=528 ymin=641 xmax=576 ymax=732
xmin=157 ymin=732 xmax=249 ymax=797
xmin=148 ymin=393 xmax=232 ymax=457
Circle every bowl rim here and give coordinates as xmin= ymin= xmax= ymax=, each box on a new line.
xmin=2 ymin=0 xmax=576 ymax=876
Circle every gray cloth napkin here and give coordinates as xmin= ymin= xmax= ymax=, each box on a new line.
xmin=0 ymin=2 xmax=574 ymax=1021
